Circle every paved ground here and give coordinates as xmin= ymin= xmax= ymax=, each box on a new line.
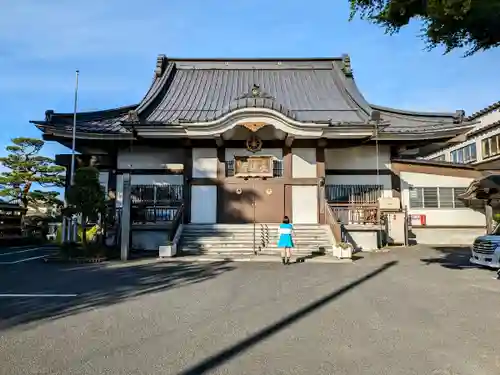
xmin=0 ymin=245 xmax=499 ymax=375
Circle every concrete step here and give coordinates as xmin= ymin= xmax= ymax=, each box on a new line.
xmin=181 ymin=249 xmax=319 ymax=256
xmin=184 ymin=225 xmax=328 ymax=228
xmin=183 ymin=236 xmax=329 ymax=243
xmin=183 ymin=229 xmax=328 ymax=233
xmin=182 ymin=244 xmax=332 ymax=248
xmin=181 ymin=223 xmax=334 ymax=256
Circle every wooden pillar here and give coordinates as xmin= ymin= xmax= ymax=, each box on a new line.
xmin=183 ymin=147 xmax=193 ymax=224
xmin=389 ymin=146 xmax=401 ymax=200
xmin=485 ymin=202 xmax=494 ymax=234
xmin=216 ymin=147 xmax=225 ymax=223
xmin=283 ymin=146 xmax=293 ymax=221
xmin=316 ymin=146 xmax=326 ymax=224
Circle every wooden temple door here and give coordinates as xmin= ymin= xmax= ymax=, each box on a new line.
xmin=220 ymin=181 xmax=284 ymax=223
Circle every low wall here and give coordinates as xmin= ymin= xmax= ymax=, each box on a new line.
xmin=131 ymin=231 xmax=170 ymax=251
xmin=410 ymin=227 xmax=486 ymax=246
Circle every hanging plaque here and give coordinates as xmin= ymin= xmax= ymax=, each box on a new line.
xmin=234 ymin=156 xmax=273 ymax=178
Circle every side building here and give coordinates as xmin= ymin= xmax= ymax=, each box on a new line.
xmin=423 ymin=101 xmax=500 ymax=167
xmin=30 ymin=55 xmax=483 ymax=253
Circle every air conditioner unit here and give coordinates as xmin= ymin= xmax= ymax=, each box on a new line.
xmin=378 ymin=197 xmax=401 ymax=211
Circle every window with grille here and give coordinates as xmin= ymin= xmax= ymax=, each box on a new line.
xmin=409 ymin=186 xmax=468 ymax=209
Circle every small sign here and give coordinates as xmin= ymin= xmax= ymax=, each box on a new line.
xmin=234 ymin=156 xmax=273 ymax=178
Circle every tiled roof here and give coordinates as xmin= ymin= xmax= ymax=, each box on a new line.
xmin=467 ymin=100 xmax=500 ymax=121
xmin=137 ymin=57 xmax=371 ymax=124
xmin=31 ymin=55 xmax=474 ymax=136
xmin=30 ymin=105 xmax=136 ymax=134
xmin=372 ymin=105 xmax=465 ymax=133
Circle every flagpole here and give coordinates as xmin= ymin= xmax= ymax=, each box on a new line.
xmin=70 ymin=70 xmax=79 ymax=185
xmin=66 ymin=70 xmax=79 ymax=243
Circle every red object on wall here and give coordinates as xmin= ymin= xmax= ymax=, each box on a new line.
xmin=420 ymin=214 xmax=427 ymax=226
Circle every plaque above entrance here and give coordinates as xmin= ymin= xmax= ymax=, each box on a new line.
xmin=234 ymin=156 xmax=273 ymax=178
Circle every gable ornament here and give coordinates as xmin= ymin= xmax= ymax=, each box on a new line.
xmin=241 ymin=122 xmax=266 ymax=132
xmin=246 ymin=135 xmax=263 ymax=153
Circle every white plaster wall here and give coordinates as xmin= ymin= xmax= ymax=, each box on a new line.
xmin=117 ymin=147 xmax=184 ymax=170
xmin=225 ymin=148 xmax=282 ymax=161
xmin=292 ymin=186 xmax=318 ymax=223
xmin=192 ymin=148 xmax=218 ymax=179
xmin=191 ymin=186 xmax=217 ymax=223
xmin=292 ymin=148 xmax=316 ymax=178
xmin=325 ymin=175 xmax=393 ymax=198
xmin=116 ymin=175 xmax=183 ymax=207
xmin=474 ymin=109 xmax=500 ymax=132
xmin=325 ymin=145 xmax=391 ymax=170
xmin=400 ymin=171 xmax=485 ymax=227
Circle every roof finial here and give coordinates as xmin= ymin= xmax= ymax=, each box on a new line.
xmin=154 ymin=54 xmax=167 ymax=77
xmin=341 ymin=54 xmax=353 ymax=77
xmin=127 ymin=110 xmax=139 ymax=123
xmin=454 ymin=110 xmax=465 ymax=123
xmin=251 ymin=84 xmax=261 ymax=98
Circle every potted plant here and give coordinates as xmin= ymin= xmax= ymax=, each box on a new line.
xmin=333 ymin=242 xmax=353 ymax=259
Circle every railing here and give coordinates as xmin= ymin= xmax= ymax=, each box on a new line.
xmin=325 ymin=200 xmax=342 ymax=244
xmin=131 ymin=184 xmax=183 ymax=204
xmin=330 ymin=204 xmax=380 ymax=225
xmin=325 ymin=184 xmax=383 ymax=204
xmin=168 ymin=204 xmax=184 ymax=242
xmin=259 ymin=224 xmax=270 ymax=251
xmin=129 ymin=184 xmax=183 ymax=225
xmin=131 ymin=205 xmax=180 ymax=224
xmin=225 ymin=160 xmax=284 ymax=177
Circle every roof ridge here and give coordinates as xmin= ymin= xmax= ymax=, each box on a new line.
xmin=166 ymin=57 xmax=344 ymax=62
xmin=466 ymin=100 xmax=500 ymax=121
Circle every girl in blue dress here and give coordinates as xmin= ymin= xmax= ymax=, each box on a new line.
xmin=278 ymin=216 xmax=294 ymax=265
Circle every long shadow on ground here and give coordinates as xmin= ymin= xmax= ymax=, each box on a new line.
xmin=178 ymin=260 xmax=398 ymax=375
xmin=421 ymin=246 xmax=497 ymax=274
xmin=0 ymin=260 xmax=235 ymax=331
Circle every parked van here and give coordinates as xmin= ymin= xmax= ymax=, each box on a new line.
xmin=470 ymin=224 xmax=500 ymax=269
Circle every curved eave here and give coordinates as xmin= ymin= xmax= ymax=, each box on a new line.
xmin=44 ymin=104 xmax=138 ymax=123
xmin=135 ymin=61 xmax=176 ymax=116
xmin=370 ymin=103 xmax=462 ymax=120
xmin=33 ymin=124 xmax=135 ymax=140
xmin=377 ymin=123 xmax=476 ymax=140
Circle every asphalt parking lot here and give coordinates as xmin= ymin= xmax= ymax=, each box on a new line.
xmin=0 ymin=245 xmax=58 ymax=265
xmin=0 ymin=245 xmax=499 ymax=375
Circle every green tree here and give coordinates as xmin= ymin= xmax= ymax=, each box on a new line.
xmin=349 ymin=0 xmax=500 ymax=56
xmin=65 ymin=167 xmax=106 ymax=247
xmin=0 ymin=137 xmax=65 ymax=209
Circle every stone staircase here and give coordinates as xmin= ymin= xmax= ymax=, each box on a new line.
xmin=180 ymin=223 xmax=335 ymax=257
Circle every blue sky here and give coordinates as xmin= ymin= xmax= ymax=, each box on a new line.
xmin=0 ymin=0 xmax=498 ymax=161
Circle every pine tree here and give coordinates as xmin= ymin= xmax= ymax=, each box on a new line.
xmin=0 ymin=137 xmax=65 ymax=210
xmin=349 ymin=0 xmax=500 ymax=56
xmin=66 ymin=167 xmax=106 ymax=247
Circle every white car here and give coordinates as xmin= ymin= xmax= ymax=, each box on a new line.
xmin=470 ymin=226 xmax=500 ymax=269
